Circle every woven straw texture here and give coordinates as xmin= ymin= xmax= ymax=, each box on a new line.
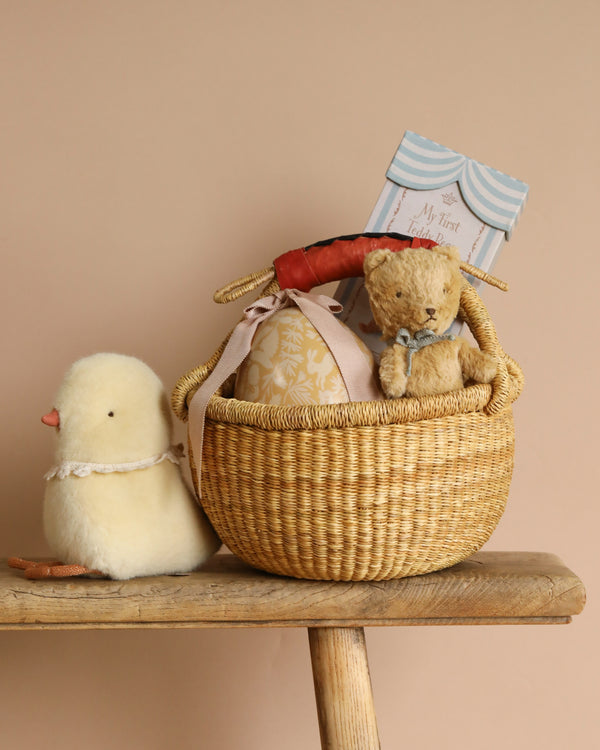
xmin=173 ymin=274 xmax=524 ymax=581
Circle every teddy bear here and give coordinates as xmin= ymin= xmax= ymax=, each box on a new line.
xmin=363 ymin=244 xmax=497 ymax=399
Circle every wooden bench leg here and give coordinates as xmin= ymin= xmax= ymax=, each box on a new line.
xmin=308 ymin=626 xmax=381 ymax=750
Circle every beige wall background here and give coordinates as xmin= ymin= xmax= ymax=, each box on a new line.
xmin=1 ymin=1 xmax=598 ymax=748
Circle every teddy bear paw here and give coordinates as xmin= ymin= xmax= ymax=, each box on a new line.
xmin=473 ymin=351 xmax=497 ymax=384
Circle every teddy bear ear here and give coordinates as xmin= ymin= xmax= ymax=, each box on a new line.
xmin=363 ymin=248 xmax=394 ymax=276
xmin=431 ymin=245 xmax=461 ymax=264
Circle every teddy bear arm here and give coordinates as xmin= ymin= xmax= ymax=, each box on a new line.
xmin=456 ymin=337 xmax=497 ymax=384
xmin=379 ymin=344 xmax=408 ymax=399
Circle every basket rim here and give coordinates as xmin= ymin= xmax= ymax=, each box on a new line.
xmin=203 ymin=380 xmax=518 ymax=431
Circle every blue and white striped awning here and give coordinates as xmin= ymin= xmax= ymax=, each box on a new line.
xmin=387 ymin=131 xmax=529 ymax=239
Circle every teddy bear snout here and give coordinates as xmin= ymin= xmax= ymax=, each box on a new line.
xmin=425 ymin=308 xmax=436 ymax=318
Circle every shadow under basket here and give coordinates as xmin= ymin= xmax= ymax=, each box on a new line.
xmin=172 ymin=279 xmax=524 ymax=581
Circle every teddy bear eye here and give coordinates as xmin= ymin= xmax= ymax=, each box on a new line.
xmin=395 ymin=291 xmax=402 ymax=298
xmin=107 ymin=411 xmax=115 ymax=418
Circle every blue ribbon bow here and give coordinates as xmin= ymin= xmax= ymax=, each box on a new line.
xmin=394 ymin=328 xmax=455 ymax=376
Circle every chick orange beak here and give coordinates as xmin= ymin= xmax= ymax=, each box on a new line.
xmin=41 ymin=409 xmax=60 ymax=428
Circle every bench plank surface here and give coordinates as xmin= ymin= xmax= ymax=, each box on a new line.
xmin=0 ymin=551 xmax=585 ymax=630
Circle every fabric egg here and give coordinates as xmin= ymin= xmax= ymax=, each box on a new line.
xmin=234 ymin=307 xmax=382 ymax=406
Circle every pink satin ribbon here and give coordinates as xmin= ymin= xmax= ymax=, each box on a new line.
xmin=188 ymin=288 xmax=380 ymax=496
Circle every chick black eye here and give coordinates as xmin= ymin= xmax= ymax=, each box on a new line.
xmin=108 ymin=411 xmax=114 ymax=418
xmin=395 ymin=291 xmax=402 ymax=298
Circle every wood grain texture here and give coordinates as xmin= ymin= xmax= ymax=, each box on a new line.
xmin=0 ymin=617 xmax=575 ymax=631
xmin=309 ymin=627 xmax=380 ymax=750
xmin=0 ymin=552 xmax=585 ymax=629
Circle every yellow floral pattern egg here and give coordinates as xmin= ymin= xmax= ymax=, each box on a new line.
xmin=234 ymin=308 xmax=380 ymax=405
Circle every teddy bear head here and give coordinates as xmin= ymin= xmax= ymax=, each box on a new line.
xmin=363 ymin=245 xmax=463 ymax=339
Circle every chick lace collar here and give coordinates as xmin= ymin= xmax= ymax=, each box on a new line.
xmin=44 ymin=444 xmax=184 ymax=480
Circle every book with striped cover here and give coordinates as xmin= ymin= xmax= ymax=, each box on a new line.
xmin=336 ymin=131 xmax=528 ymax=355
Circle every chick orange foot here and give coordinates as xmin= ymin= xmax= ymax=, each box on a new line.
xmin=8 ymin=557 xmax=104 ymax=579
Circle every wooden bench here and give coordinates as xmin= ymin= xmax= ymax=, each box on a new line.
xmin=0 ymin=551 xmax=586 ymax=749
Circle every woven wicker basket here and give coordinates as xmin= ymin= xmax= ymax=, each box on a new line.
xmin=172 ymin=253 xmax=523 ymax=582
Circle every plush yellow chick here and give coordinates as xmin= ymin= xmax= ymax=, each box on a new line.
xmin=28 ymin=353 xmax=220 ymax=579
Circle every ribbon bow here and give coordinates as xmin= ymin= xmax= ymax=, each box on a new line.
xmin=189 ymin=288 xmax=379 ymax=497
xmin=394 ymin=328 xmax=455 ymax=376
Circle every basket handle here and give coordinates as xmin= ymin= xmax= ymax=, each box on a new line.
xmin=459 ymin=281 xmax=523 ymax=414
xmin=211 ymin=234 xmax=508 ymax=304
xmin=213 ymin=266 xmax=275 ymax=304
